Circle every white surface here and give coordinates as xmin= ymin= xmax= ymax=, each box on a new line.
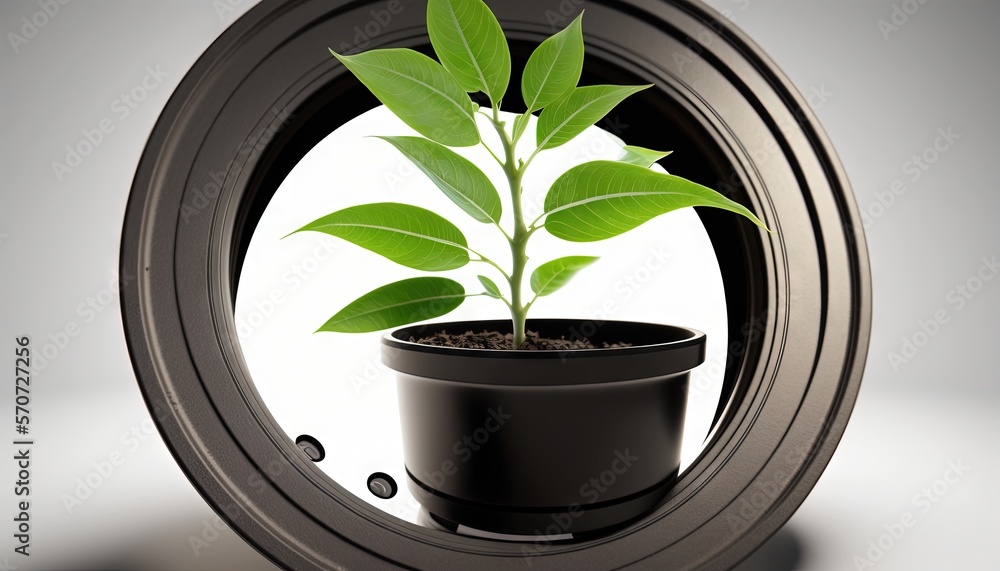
xmin=764 ymin=385 xmax=999 ymax=571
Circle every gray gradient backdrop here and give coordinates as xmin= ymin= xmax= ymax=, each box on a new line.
xmin=1 ymin=0 xmax=997 ymax=569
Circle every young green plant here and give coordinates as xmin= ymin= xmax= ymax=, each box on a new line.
xmin=288 ymin=0 xmax=768 ymax=348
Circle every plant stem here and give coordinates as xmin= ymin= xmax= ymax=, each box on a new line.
xmin=489 ymin=109 xmax=529 ymax=348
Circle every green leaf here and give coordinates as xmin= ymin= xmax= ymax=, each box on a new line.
xmin=619 ymin=145 xmax=673 ymax=168
xmin=318 ymin=277 xmax=466 ymax=333
xmin=536 ymin=84 xmax=650 ymax=151
xmin=543 ymin=161 xmax=768 ymax=242
xmin=530 ymin=256 xmax=599 ymax=296
xmin=477 ymin=275 xmax=504 ymax=298
xmin=427 ymin=0 xmax=510 ymax=105
xmin=521 ymin=13 xmax=584 ymax=112
xmin=376 ymin=136 xmax=502 ymax=224
xmin=329 ymin=48 xmax=479 ymax=147
xmin=291 ymin=203 xmax=470 ymax=270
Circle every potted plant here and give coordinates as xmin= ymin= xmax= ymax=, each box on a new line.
xmin=287 ymin=0 xmax=768 ymax=536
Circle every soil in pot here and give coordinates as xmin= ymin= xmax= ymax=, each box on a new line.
xmin=411 ymin=329 xmax=633 ymax=350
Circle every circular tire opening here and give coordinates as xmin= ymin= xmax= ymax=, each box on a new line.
xmin=235 ymin=104 xmax=730 ymax=532
xmin=121 ymin=1 xmax=870 ymax=569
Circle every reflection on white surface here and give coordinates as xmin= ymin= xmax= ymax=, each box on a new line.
xmin=234 ymin=106 xmax=728 ymax=527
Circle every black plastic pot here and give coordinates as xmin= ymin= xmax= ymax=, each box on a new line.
xmin=382 ymin=319 xmax=706 ymax=536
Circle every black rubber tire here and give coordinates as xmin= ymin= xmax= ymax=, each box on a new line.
xmin=120 ymin=1 xmax=871 ymax=569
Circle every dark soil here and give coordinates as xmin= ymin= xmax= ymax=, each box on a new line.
xmin=410 ymin=329 xmax=632 ymax=350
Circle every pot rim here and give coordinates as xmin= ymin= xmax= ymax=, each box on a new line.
xmin=381 ymin=319 xmax=707 ymax=385
xmin=382 ymin=318 xmax=706 ymax=358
